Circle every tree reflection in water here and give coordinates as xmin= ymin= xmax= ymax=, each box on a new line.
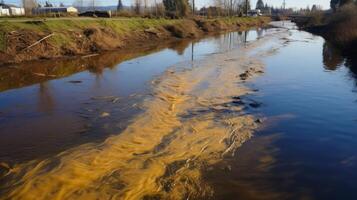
xmin=322 ymin=42 xmax=344 ymax=71
xmin=0 ymin=40 xmax=193 ymax=92
xmin=323 ymin=41 xmax=357 ymax=87
xmin=38 ymin=82 xmax=55 ymax=114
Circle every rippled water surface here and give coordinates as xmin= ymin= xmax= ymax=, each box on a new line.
xmin=0 ymin=29 xmax=261 ymax=164
xmin=1 ymin=21 xmax=357 ymax=199
xmin=206 ymin=22 xmax=357 ymax=199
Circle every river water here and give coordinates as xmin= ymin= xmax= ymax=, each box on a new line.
xmin=0 ymin=21 xmax=357 ymax=199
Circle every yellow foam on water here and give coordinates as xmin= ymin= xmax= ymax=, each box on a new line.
xmin=0 ymin=35 xmax=282 ymax=200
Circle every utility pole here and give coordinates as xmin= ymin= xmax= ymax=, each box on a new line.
xmin=282 ymin=0 xmax=286 ymax=14
xmin=192 ymin=0 xmax=195 ymax=15
xmin=229 ymin=0 xmax=232 ymax=16
xmin=245 ymin=0 xmax=248 ymax=16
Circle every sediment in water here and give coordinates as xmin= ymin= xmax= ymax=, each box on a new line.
xmin=0 ymin=26 xmax=288 ymax=200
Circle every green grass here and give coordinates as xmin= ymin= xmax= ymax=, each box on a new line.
xmin=0 ymin=18 xmax=176 ymax=31
xmin=0 ymin=18 xmax=180 ymax=49
xmin=0 ymin=17 xmax=267 ymax=52
xmin=0 ymin=17 xmax=263 ymax=34
xmin=0 ymin=18 xmax=180 ymax=38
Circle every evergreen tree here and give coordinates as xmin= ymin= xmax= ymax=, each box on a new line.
xmin=331 ymin=0 xmax=354 ymax=11
xmin=163 ymin=0 xmax=190 ymax=17
xmin=163 ymin=0 xmax=175 ymax=13
xmin=241 ymin=0 xmax=251 ymax=13
xmin=44 ymin=1 xmax=53 ymax=7
xmin=311 ymin=4 xmax=317 ymax=11
xmin=117 ymin=0 xmax=123 ymax=11
xmin=330 ymin=0 xmax=339 ymax=10
xmin=256 ymin=0 xmax=264 ymax=10
xmin=340 ymin=0 xmax=353 ymax=5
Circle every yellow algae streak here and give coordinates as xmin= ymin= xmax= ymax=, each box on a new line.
xmin=0 ymin=35 xmax=282 ymax=200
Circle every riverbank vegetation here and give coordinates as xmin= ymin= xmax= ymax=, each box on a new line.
xmin=0 ymin=0 xmax=275 ymax=65
xmin=0 ymin=17 xmax=270 ymax=65
xmin=299 ymin=0 xmax=357 ymax=53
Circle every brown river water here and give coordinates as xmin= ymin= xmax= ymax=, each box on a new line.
xmin=1 ymin=21 xmax=357 ymax=199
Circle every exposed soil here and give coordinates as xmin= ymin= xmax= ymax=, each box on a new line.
xmin=0 ymin=18 xmax=270 ymax=65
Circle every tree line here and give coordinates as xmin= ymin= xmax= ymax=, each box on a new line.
xmin=330 ymin=0 xmax=356 ymax=11
xmin=21 ymin=0 xmax=262 ymax=17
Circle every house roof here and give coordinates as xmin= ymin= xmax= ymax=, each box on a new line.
xmin=0 ymin=3 xmax=22 ymax=8
xmin=35 ymin=6 xmax=77 ymax=10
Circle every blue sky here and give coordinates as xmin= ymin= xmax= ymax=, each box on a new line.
xmin=5 ymin=0 xmax=331 ymax=10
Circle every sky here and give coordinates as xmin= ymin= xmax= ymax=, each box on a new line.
xmin=197 ymin=0 xmax=330 ymax=10
xmin=5 ymin=0 xmax=331 ymax=10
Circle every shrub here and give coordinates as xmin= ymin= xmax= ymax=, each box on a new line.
xmin=327 ymin=3 xmax=357 ymax=47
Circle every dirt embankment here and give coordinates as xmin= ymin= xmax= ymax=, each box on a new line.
xmin=0 ymin=17 xmax=270 ymax=65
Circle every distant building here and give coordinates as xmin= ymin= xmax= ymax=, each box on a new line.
xmin=33 ymin=6 xmax=78 ymax=14
xmin=248 ymin=9 xmax=262 ymax=17
xmin=0 ymin=6 xmax=10 ymax=16
xmin=0 ymin=3 xmax=25 ymax=16
xmin=198 ymin=6 xmax=224 ymax=16
xmin=78 ymin=10 xmax=112 ymax=18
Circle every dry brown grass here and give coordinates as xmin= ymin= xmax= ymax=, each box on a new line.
xmin=0 ymin=17 xmax=270 ymax=65
xmin=304 ymin=3 xmax=357 ymax=51
xmin=326 ymin=3 xmax=357 ymax=47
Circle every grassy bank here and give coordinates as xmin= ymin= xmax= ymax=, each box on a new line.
xmin=297 ymin=4 xmax=357 ymax=54
xmin=0 ymin=17 xmax=270 ymax=65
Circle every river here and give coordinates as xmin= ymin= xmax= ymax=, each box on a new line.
xmin=0 ymin=21 xmax=356 ymax=199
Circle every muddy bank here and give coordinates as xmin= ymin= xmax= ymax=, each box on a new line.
xmin=0 ymin=27 xmax=287 ymax=199
xmin=0 ymin=17 xmax=270 ymax=65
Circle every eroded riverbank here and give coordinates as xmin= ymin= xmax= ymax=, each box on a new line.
xmin=0 ymin=25 xmax=289 ymax=199
xmin=0 ymin=17 xmax=270 ymax=65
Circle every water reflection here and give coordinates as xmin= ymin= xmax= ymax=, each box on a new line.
xmin=0 ymin=28 xmax=266 ymax=164
xmin=322 ymin=42 xmax=344 ymax=71
xmin=346 ymin=58 xmax=357 ymax=85
xmin=204 ymin=134 xmax=288 ymax=199
xmin=0 ymin=40 xmax=192 ymax=92
xmin=0 ymin=40 xmax=195 ymax=164
xmin=322 ymin=41 xmax=357 ymax=87
xmin=214 ymin=27 xmax=357 ymax=199
xmin=38 ymin=83 xmax=55 ymax=114
xmin=0 ymin=26 xmax=276 ymax=199
xmin=217 ymin=30 xmax=251 ymax=51
xmin=256 ymin=28 xmax=264 ymax=39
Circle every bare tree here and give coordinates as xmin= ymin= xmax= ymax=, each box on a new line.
xmin=143 ymin=0 xmax=148 ymax=12
xmin=213 ymin=0 xmax=247 ymax=16
xmin=23 ymin=0 xmax=38 ymax=15
xmin=134 ymin=0 xmax=141 ymax=14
